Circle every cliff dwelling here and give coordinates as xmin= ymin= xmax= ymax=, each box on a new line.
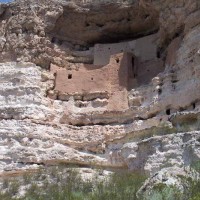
xmin=50 ymin=33 xmax=164 ymax=113
xmin=2 ymin=1 xmax=200 ymax=196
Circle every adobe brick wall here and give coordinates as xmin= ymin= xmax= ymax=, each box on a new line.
xmin=50 ymin=34 xmax=165 ymax=112
xmin=51 ymin=52 xmax=133 ymax=111
xmin=94 ymin=34 xmax=158 ymax=66
xmin=52 ymin=52 xmax=132 ymax=94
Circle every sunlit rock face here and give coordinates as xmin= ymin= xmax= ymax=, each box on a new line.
xmin=0 ymin=0 xmax=200 ymax=183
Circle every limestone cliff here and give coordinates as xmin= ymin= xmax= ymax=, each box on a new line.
xmin=0 ymin=0 xmax=200 ymax=189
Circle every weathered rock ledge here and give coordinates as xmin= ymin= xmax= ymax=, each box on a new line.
xmin=0 ymin=0 xmax=200 ymax=192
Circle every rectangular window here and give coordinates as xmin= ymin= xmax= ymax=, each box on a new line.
xmin=68 ymin=74 xmax=72 ymax=79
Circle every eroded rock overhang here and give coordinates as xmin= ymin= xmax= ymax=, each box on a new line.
xmin=49 ymin=1 xmax=159 ymax=46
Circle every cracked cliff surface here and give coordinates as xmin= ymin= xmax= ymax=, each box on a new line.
xmin=0 ymin=0 xmax=200 ymax=189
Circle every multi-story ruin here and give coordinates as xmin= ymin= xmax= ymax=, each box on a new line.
xmin=50 ymin=34 xmax=164 ymax=117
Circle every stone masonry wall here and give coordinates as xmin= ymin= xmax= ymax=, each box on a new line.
xmin=94 ymin=34 xmax=158 ymax=66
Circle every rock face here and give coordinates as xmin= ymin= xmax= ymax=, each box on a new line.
xmin=0 ymin=0 xmax=200 ymax=187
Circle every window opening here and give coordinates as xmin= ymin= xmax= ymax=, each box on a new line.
xmin=116 ymin=58 xmax=120 ymax=63
xmin=132 ymin=57 xmax=137 ymax=78
xmin=166 ymin=109 xmax=171 ymax=115
xmin=68 ymin=74 xmax=72 ymax=79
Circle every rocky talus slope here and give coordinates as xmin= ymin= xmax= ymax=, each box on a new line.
xmin=0 ymin=0 xmax=200 ymax=189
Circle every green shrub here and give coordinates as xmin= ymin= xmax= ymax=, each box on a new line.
xmin=0 ymin=168 xmax=146 ymax=200
xmin=1 ymin=166 xmax=200 ymax=200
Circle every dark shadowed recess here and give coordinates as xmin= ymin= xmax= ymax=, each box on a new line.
xmin=49 ymin=3 xmax=160 ymax=47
